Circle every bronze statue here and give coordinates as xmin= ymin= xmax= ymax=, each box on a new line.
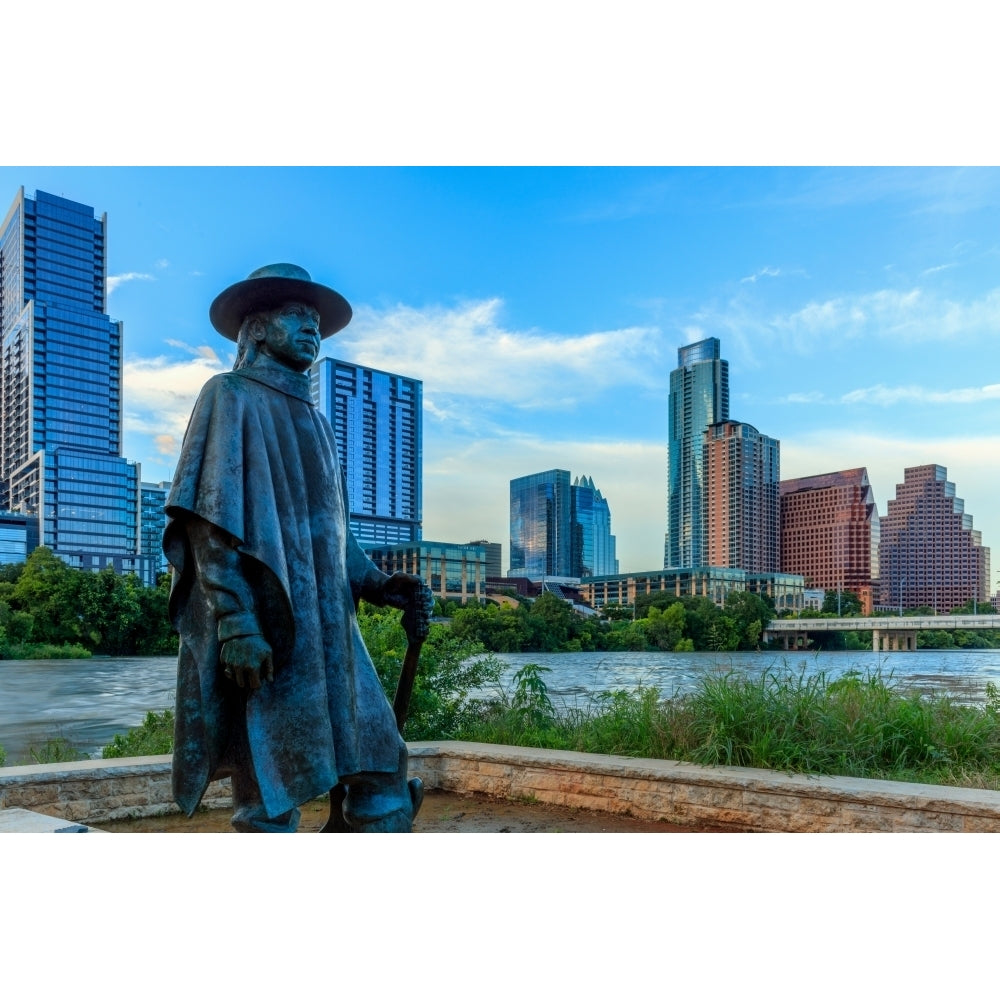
xmin=164 ymin=264 xmax=431 ymax=832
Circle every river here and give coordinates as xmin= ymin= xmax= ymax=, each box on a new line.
xmin=1 ymin=647 xmax=999 ymax=765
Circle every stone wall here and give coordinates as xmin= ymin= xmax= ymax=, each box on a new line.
xmin=0 ymin=756 xmax=230 ymax=824
xmin=406 ymin=742 xmax=1000 ymax=833
xmin=2 ymin=744 xmax=999 ymax=832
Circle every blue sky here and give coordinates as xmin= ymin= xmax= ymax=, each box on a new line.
xmin=2 ymin=166 xmax=998 ymax=578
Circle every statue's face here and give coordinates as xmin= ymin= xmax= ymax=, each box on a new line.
xmin=259 ymin=301 xmax=322 ymax=371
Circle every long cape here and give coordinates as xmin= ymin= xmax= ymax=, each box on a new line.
xmin=164 ymin=359 xmax=401 ymax=818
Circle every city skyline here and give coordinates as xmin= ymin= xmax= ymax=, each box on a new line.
xmin=1 ymin=169 xmax=997 ymax=579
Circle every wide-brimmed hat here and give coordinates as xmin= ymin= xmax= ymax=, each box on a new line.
xmin=209 ymin=263 xmax=353 ymax=341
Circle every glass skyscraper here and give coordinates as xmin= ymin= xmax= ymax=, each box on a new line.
xmin=571 ymin=474 xmax=618 ymax=577
xmin=665 ymin=337 xmax=729 ymax=568
xmin=509 ymin=469 xmax=572 ymax=577
xmin=0 ymin=188 xmax=151 ymax=582
xmin=310 ymin=356 xmax=422 ymax=545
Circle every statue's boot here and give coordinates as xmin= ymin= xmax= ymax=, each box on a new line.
xmin=337 ymin=747 xmax=423 ymax=833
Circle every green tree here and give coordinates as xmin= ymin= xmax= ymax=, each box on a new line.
xmin=359 ymin=603 xmax=502 ymax=740
xmin=821 ymin=589 xmax=863 ymax=616
xmin=644 ymin=603 xmax=686 ymax=650
xmin=11 ymin=547 xmax=86 ymax=645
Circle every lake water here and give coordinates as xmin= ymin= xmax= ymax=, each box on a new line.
xmin=1 ymin=647 xmax=999 ymax=765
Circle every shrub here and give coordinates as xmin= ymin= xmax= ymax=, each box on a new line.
xmin=102 ymin=710 xmax=175 ymax=758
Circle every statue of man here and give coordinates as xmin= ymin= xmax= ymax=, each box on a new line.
xmin=164 ymin=263 xmax=431 ymax=833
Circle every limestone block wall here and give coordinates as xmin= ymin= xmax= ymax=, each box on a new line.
xmin=0 ymin=756 xmax=231 ymax=824
xmin=2 ymin=744 xmax=999 ymax=832
xmin=408 ymin=742 xmax=1000 ymax=833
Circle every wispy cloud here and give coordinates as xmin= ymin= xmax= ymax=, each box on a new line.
xmin=840 ymin=383 xmax=1000 ymax=406
xmin=108 ymin=272 xmax=154 ymax=294
xmin=740 ymin=266 xmax=781 ymax=283
xmin=921 ymin=262 xmax=957 ymax=276
xmin=335 ymin=298 xmax=665 ymax=409
xmin=122 ymin=346 xmax=230 ymax=462
xmin=696 ymin=285 xmax=1000 ymax=365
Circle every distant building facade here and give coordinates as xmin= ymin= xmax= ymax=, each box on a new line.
xmin=510 ymin=469 xmax=619 ymax=579
xmin=878 ymin=464 xmax=990 ymax=613
xmin=140 ymin=480 xmax=171 ymax=578
xmin=467 ymin=540 xmax=502 ymax=578
xmin=780 ymin=467 xmax=879 ymax=613
xmin=0 ymin=188 xmax=155 ymax=585
xmin=703 ymin=420 xmax=780 ymax=574
xmin=364 ymin=540 xmax=486 ymax=604
xmin=311 ymin=356 xmax=422 ymax=546
xmin=665 ymin=337 xmax=729 ymax=568
xmin=571 ymin=474 xmax=618 ymax=577
xmin=579 ymin=567 xmax=804 ymax=614
xmin=0 ymin=509 xmax=37 ymax=564
xmin=509 ymin=469 xmax=572 ymax=577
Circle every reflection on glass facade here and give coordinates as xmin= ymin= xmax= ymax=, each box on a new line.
xmin=571 ymin=475 xmax=618 ymax=577
xmin=510 ymin=469 xmax=572 ymax=577
xmin=141 ymin=480 xmax=170 ymax=577
xmin=365 ymin=540 xmax=486 ymax=603
xmin=311 ymin=356 xmax=422 ymax=545
xmin=579 ymin=567 xmax=804 ymax=613
xmin=665 ymin=337 xmax=729 ymax=569
xmin=0 ymin=189 xmax=153 ymax=583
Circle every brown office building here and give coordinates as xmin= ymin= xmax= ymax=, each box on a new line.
xmin=780 ymin=468 xmax=879 ymax=613
xmin=878 ymin=464 xmax=990 ymax=613
xmin=703 ymin=420 xmax=780 ymax=573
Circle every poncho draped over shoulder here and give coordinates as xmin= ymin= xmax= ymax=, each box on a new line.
xmin=164 ymin=360 xmax=400 ymax=818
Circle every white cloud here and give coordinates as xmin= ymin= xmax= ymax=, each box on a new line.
xmin=156 ymin=258 xmax=170 ymax=269
xmin=334 ymin=298 xmax=665 ymax=408
xmin=108 ymin=272 xmax=154 ymax=294
xmin=840 ymin=383 xmax=1000 ymax=406
xmin=123 ymin=351 xmax=229 ymax=451
xmin=740 ymin=266 xmax=781 ymax=283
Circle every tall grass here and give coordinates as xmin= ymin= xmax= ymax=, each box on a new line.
xmin=456 ymin=666 xmax=1000 ymax=789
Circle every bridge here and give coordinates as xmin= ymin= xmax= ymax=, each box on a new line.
xmin=763 ymin=615 xmax=1000 ymax=652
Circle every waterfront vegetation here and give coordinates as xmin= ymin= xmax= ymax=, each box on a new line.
xmin=91 ymin=605 xmax=1000 ymax=791
xmin=443 ymin=588 xmax=1000 ymax=654
xmin=0 ymin=547 xmax=177 ymax=659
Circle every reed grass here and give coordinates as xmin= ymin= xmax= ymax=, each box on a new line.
xmin=456 ymin=666 xmax=1000 ymax=790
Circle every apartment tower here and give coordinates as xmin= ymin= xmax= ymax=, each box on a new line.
xmin=311 ymin=357 xmax=422 ymax=546
xmin=703 ymin=420 xmax=780 ymax=573
xmin=665 ymin=337 xmax=729 ymax=568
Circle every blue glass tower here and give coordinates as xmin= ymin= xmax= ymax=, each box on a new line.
xmin=509 ymin=469 xmax=572 ymax=577
xmin=665 ymin=337 xmax=729 ymax=569
xmin=571 ymin=474 xmax=618 ymax=577
xmin=310 ymin=356 xmax=422 ymax=545
xmin=0 ymin=188 xmax=150 ymax=580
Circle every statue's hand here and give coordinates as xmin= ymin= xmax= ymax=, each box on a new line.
xmin=381 ymin=573 xmax=433 ymax=643
xmin=220 ymin=634 xmax=274 ymax=690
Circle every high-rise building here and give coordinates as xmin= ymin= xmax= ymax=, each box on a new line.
xmin=571 ymin=474 xmax=618 ymax=577
xmin=703 ymin=420 xmax=780 ymax=573
xmin=310 ymin=356 xmax=422 ymax=546
xmin=140 ymin=480 xmax=171 ymax=578
xmin=467 ymin=540 xmax=503 ymax=578
xmin=780 ymin=467 xmax=879 ymax=612
xmin=509 ymin=469 xmax=572 ymax=577
xmin=665 ymin=337 xmax=729 ymax=568
xmin=878 ymin=464 xmax=990 ymax=613
xmin=0 ymin=188 xmax=153 ymax=583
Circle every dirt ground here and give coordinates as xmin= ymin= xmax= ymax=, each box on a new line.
xmin=98 ymin=788 xmax=728 ymax=833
